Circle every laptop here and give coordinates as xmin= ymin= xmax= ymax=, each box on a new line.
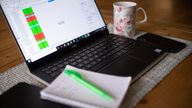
xmin=0 ymin=0 xmax=166 ymax=85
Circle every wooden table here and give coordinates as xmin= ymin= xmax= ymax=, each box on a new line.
xmin=0 ymin=0 xmax=192 ymax=108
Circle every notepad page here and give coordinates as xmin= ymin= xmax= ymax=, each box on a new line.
xmin=40 ymin=65 xmax=132 ymax=108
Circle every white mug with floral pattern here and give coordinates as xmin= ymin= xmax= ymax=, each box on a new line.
xmin=113 ymin=2 xmax=147 ymax=38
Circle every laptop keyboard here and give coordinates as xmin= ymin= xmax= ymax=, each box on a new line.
xmin=41 ymin=35 xmax=136 ymax=78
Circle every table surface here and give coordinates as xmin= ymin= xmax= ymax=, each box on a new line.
xmin=0 ymin=0 xmax=192 ymax=108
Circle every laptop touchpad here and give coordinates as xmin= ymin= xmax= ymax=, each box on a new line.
xmin=99 ymin=54 xmax=147 ymax=77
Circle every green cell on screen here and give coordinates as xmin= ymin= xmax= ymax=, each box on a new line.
xmin=38 ymin=41 xmax=49 ymax=49
xmin=23 ymin=7 xmax=33 ymax=15
xmin=43 ymin=41 xmax=49 ymax=47
xmin=31 ymin=27 xmax=38 ymax=35
xmin=28 ymin=20 xmax=39 ymax=26
xmin=38 ymin=43 xmax=44 ymax=49
xmin=35 ymin=26 xmax=42 ymax=33
xmin=31 ymin=26 xmax=42 ymax=35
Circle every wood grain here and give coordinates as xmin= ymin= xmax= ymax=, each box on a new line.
xmin=0 ymin=0 xmax=192 ymax=107
xmin=0 ymin=12 xmax=23 ymax=72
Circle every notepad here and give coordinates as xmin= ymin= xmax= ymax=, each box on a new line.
xmin=40 ymin=65 xmax=132 ymax=108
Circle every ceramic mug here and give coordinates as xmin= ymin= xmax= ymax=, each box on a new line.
xmin=113 ymin=2 xmax=147 ymax=38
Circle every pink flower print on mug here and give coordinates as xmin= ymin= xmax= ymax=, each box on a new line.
xmin=117 ymin=7 xmax=122 ymax=13
xmin=115 ymin=20 xmax=123 ymax=33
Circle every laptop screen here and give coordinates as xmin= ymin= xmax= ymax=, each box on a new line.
xmin=0 ymin=0 xmax=105 ymax=62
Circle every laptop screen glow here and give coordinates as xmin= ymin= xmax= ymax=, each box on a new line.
xmin=0 ymin=0 xmax=105 ymax=62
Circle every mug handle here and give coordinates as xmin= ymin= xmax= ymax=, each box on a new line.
xmin=136 ymin=7 xmax=147 ymax=24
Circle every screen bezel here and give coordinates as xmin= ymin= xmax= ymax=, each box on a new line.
xmin=0 ymin=0 xmax=109 ymax=71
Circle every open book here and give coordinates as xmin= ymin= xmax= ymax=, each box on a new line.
xmin=40 ymin=65 xmax=132 ymax=108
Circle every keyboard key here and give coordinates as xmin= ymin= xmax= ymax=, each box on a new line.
xmin=91 ymin=61 xmax=97 ymax=65
xmin=90 ymin=48 xmax=95 ymax=51
xmin=80 ymin=53 xmax=85 ymax=56
xmin=58 ymin=60 xmax=63 ymax=64
xmin=71 ymin=61 xmax=78 ymax=66
xmin=85 ymin=64 xmax=92 ymax=69
xmin=96 ymin=58 xmax=102 ymax=62
xmin=85 ymin=50 xmax=91 ymax=54
xmin=77 ymin=63 xmax=84 ymax=68
xmin=107 ymin=52 xmax=112 ymax=56
xmin=63 ymin=58 xmax=68 ymax=61
xmin=45 ymin=70 xmax=52 ymax=74
xmin=68 ymin=58 xmax=75 ymax=62
xmin=50 ymin=71 xmax=61 ymax=77
xmin=82 ymin=56 xmax=88 ymax=60
xmin=77 ymin=59 xmax=83 ymax=63
xmin=53 ymin=62 xmax=59 ymax=66
xmin=83 ymin=60 xmax=89 ymax=64
xmin=95 ymin=45 xmax=100 ymax=49
xmin=74 ymin=56 xmax=80 ymax=59
xmin=57 ymin=64 xmax=64 ymax=68
xmin=93 ymin=55 xmax=99 ymax=58
xmin=41 ymin=68 xmax=48 ymax=72
xmin=51 ymin=67 xmax=57 ymax=71
xmin=87 ymin=53 xmax=93 ymax=57
xmin=47 ymin=65 xmax=53 ymax=69
xmin=88 ymin=58 xmax=94 ymax=61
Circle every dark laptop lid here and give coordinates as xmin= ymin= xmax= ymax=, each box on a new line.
xmin=0 ymin=0 xmax=108 ymax=69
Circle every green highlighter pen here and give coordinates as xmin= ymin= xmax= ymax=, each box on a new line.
xmin=64 ymin=69 xmax=113 ymax=100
